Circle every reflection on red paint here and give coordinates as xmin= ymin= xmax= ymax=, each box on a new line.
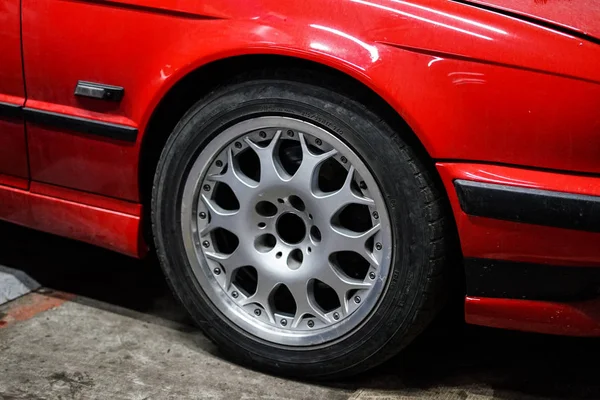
xmin=466 ymin=296 xmax=600 ymax=337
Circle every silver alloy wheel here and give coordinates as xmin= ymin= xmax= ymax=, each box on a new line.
xmin=181 ymin=117 xmax=392 ymax=346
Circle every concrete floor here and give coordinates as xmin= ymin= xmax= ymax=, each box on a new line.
xmin=1 ymin=222 xmax=600 ymax=400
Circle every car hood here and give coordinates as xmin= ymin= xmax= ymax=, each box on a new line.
xmin=461 ymin=0 xmax=600 ymax=41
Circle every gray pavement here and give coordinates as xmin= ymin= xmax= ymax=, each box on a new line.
xmin=1 ymin=221 xmax=599 ymax=400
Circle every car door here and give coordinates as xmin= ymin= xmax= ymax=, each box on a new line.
xmin=20 ymin=0 xmax=141 ymax=201
xmin=0 ymin=0 xmax=29 ymax=189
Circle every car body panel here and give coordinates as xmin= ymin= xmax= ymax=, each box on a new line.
xmin=0 ymin=0 xmax=29 ymax=181
xmin=0 ymin=173 xmax=29 ymax=191
xmin=462 ymin=0 xmax=600 ymax=40
xmin=0 ymin=0 xmax=597 ymax=337
xmin=437 ymin=162 xmax=600 ymax=267
xmin=0 ymin=181 xmax=142 ymax=256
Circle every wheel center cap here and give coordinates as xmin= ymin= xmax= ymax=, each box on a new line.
xmin=276 ymin=212 xmax=306 ymax=245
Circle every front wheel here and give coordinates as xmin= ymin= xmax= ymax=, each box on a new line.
xmin=152 ymin=76 xmax=449 ymax=378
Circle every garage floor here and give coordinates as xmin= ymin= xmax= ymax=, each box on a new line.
xmin=1 ymin=222 xmax=599 ymax=400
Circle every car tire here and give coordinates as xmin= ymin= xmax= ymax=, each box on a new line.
xmin=151 ymin=73 xmax=449 ymax=379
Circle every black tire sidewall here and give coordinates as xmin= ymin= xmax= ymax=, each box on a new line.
xmin=152 ymin=80 xmax=436 ymax=378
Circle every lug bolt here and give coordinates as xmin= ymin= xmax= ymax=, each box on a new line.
xmin=281 ymin=319 xmax=287 ymax=326
xmin=199 ymin=212 xmax=206 ymax=219
xmin=333 ymin=312 xmax=340 ymax=320
xmin=375 ymin=242 xmax=382 ymax=250
xmin=215 ymin=160 xmax=223 ymax=167
xmin=340 ymin=156 xmax=347 ymax=163
xmin=213 ymin=267 xmax=221 ymax=275
xmin=202 ymin=240 xmax=210 ymax=248
xmin=307 ymin=320 xmax=314 ymax=328
xmin=359 ymin=181 xmax=367 ymax=189
xmin=369 ymin=272 xmax=376 ymax=279
xmin=259 ymin=131 xmax=266 ymax=138
xmin=232 ymin=291 xmax=239 ymax=298
xmin=235 ymin=141 xmax=242 ymax=149
xmin=203 ymin=184 xmax=211 ymax=192
xmin=354 ymin=296 xmax=361 ymax=304
xmin=287 ymin=130 xmax=294 ymax=137
xmin=372 ymin=211 xmax=379 ymax=219
xmin=254 ymin=309 xmax=261 ymax=316
xmin=315 ymin=138 xmax=322 ymax=146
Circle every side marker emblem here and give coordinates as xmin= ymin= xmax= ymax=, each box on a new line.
xmin=74 ymin=81 xmax=124 ymax=102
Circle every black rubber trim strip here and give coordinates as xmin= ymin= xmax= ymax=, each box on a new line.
xmin=23 ymin=108 xmax=138 ymax=142
xmin=455 ymin=179 xmax=600 ymax=233
xmin=450 ymin=0 xmax=600 ymax=46
xmin=0 ymin=103 xmax=136 ymax=141
xmin=0 ymin=102 xmax=24 ymax=119
xmin=465 ymin=258 xmax=600 ymax=301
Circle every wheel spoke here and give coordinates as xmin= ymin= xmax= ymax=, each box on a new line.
xmin=241 ymin=274 xmax=279 ymax=323
xmin=314 ymin=261 xmax=372 ymax=315
xmin=316 ymin=165 xmax=375 ymax=221
xmin=288 ymin=282 xmax=330 ymax=327
xmin=199 ymin=194 xmax=239 ymax=236
xmin=328 ymin=223 xmax=381 ymax=266
xmin=244 ymin=130 xmax=287 ymax=186
xmin=205 ymin=247 xmax=245 ymax=290
xmin=208 ymin=148 xmax=257 ymax=203
xmin=290 ymin=133 xmax=337 ymax=189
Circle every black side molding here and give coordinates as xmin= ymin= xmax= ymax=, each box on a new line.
xmin=465 ymin=258 xmax=600 ymax=301
xmin=455 ymin=179 xmax=600 ymax=233
xmin=0 ymin=101 xmax=136 ymax=142
xmin=0 ymin=102 xmax=24 ymax=119
xmin=23 ymin=108 xmax=138 ymax=142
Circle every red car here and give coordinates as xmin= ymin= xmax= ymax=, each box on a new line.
xmin=1 ymin=0 xmax=599 ymax=378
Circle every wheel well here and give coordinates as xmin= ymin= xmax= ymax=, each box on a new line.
xmin=139 ymin=54 xmax=455 ymax=248
xmin=140 ymin=55 xmax=431 ymax=200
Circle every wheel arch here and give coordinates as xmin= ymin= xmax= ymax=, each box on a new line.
xmin=140 ymin=54 xmax=429 ymax=201
xmin=139 ymin=54 xmax=460 ymax=265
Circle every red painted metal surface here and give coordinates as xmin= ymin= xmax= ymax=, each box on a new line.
xmin=19 ymin=0 xmax=600 ymax=202
xmin=27 ymin=121 xmax=138 ymax=201
xmin=437 ymin=162 xmax=600 ymax=267
xmin=0 ymin=0 xmax=28 ymax=180
xmin=0 ymin=119 xmax=29 ymax=180
xmin=30 ymin=181 xmax=141 ymax=216
xmin=466 ymin=297 xmax=600 ymax=337
xmin=465 ymin=0 xmax=600 ymax=39
xmin=0 ymin=183 xmax=143 ymax=257
xmin=0 ymin=173 xmax=28 ymax=190
xmin=0 ymin=1 xmax=25 ymax=98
